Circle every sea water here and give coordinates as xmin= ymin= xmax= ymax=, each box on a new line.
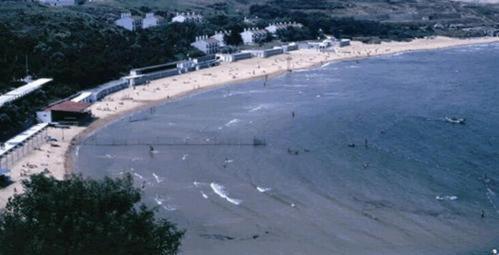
xmin=76 ymin=43 xmax=499 ymax=255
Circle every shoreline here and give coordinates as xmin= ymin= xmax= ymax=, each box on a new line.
xmin=1 ymin=36 xmax=499 ymax=208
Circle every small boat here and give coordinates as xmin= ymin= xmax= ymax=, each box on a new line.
xmin=445 ymin=117 xmax=466 ymax=125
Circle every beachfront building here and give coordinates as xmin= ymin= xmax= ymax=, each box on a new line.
xmin=217 ymin=52 xmax=253 ymax=63
xmin=142 ymin=12 xmax=162 ymax=29
xmin=0 ymin=78 xmax=52 ymax=108
xmin=38 ymin=0 xmax=75 ymax=6
xmin=90 ymin=79 xmax=129 ymax=102
xmin=71 ymin=91 xmax=93 ymax=104
xmin=240 ymin=28 xmax=269 ymax=45
xmin=249 ymin=47 xmax=284 ymax=58
xmin=37 ymin=101 xmax=92 ymax=124
xmin=126 ymin=62 xmax=179 ymax=86
xmin=0 ymin=123 xmax=49 ymax=170
xmin=265 ymin=22 xmax=303 ymax=35
xmin=115 ymin=12 xmax=142 ymax=31
xmin=282 ymin=43 xmax=299 ymax=52
xmin=339 ymin=39 xmax=351 ymax=47
xmin=191 ymin=35 xmax=220 ymax=54
xmin=171 ymin=12 xmax=203 ymax=23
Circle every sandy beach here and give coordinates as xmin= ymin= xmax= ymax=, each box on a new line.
xmin=1 ymin=36 xmax=499 ymax=208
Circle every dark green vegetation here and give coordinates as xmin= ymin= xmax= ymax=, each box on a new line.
xmin=0 ymin=3 xmax=202 ymax=141
xmin=0 ymin=173 xmax=183 ymax=255
xmin=1 ymin=0 xmax=499 ymax=141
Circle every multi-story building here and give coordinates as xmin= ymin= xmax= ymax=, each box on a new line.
xmin=240 ymin=28 xmax=269 ymax=45
xmin=211 ymin=31 xmax=230 ymax=47
xmin=115 ymin=12 xmax=142 ymax=31
xmin=142 ymin=12 xmax=162 ymax=29
xmin=171 ymin=12 xmax=203 ymax=23
xmin=191 ymin=35 xmax=220 ymax=54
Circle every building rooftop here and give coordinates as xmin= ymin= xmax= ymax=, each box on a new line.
xmin=0 ymin=78 xmax=53 ymax=108
xmin=46 ymin=101 xmax=90 ymax=113
xmin=71 ymin=92 xmax=93 ymax=103
xmin=0 ymin=123 xmax=49 ymax=158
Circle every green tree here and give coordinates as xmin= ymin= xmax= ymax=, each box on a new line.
xmin=224 ymin=31 xmax=243 ymax=46
xmin=0 ymin=174 xmax=183 ymax=255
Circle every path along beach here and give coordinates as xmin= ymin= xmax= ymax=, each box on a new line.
xmin=1 ymin=36 xmax=499 ymax=208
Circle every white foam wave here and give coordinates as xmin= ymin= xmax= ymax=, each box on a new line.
xmin=162 ymin=205 xmax=176 ymax=211
xmin=152 ymin=173 xmax=163 ymax=184
xmin=225 ymin=119 xmax=240 ymax=127
xmin=321 ymin=62 xmax=333 ymax=68
xmin=75 ymin=146 xmax=80 ymax=156
xmin=435 ymin=195 xmax=458 ymax=201
xmin=294 ymin=68 xmax=309 ymax=73
xmin=249 ymin=105 xmax=265 ymax=112
xmin=256 ymin=186 xmax=271 ymax=193
xmin=210 ymin=182 xmax=242 ymax=205
xmin=182 ymin=154 xmax=188 ymax=161
xmin=154 ymin=195 xmax=164 ymax=205
xmin=133 ymin=173 xmax=144 ymax=180
xmin=486 ymin=188 xmax=499 ymax=214
xmin=193 ymin=181 xmax=202 ymax=187
xmin=99 ymin=154 xmax=114 ymax=159
xmin=201 ymin=191 xmax=209 ymax=199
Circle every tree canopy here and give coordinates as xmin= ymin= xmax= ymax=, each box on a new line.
xmin=0 ymin=174 xmax=183 ymax=255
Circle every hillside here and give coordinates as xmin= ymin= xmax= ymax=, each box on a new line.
xmin=1 ymin=0 xmax=498 ymax=141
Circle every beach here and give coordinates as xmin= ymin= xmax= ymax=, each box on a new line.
xmin=1 ymin=35 xmax=499 ymax=209
xmin=74 ymin=41 xmax=499 ymax=255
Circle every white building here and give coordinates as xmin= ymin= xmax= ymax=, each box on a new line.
xmin=248 ymin=47 xmax=284 ymax=58
xmin=240 ymin=28 xmax=269 ymax=45
xmin=217 ymin=52 xmax=253 ymax=63
xmin=265 ymin=22 xmax=303 ymax=35
xmin=38 ymin=0 xmax=75 ymax=6
xmin=191 ymin=35 xmax=220 ymax=54
xmin=172 ymin=12 xmax=203 ymax=23
xmin=211 ymin=31 xmax=230 ymax=46
xmin=339 ymin=39 xmax=351 ymax=47
xmin=142 ymin=12 xmax=162 ymax=29
xmin=0 ymin=79 xmax=53 ymax=108
xmin=115 ymin=12 xmax=142 ymax=31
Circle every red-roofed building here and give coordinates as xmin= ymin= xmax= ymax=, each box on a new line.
xmin=37 ymin=101 xmax=92 ymax=124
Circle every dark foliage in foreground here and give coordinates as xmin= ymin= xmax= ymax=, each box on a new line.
xmin=0 ymin=174 xmax=183 ymax=255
